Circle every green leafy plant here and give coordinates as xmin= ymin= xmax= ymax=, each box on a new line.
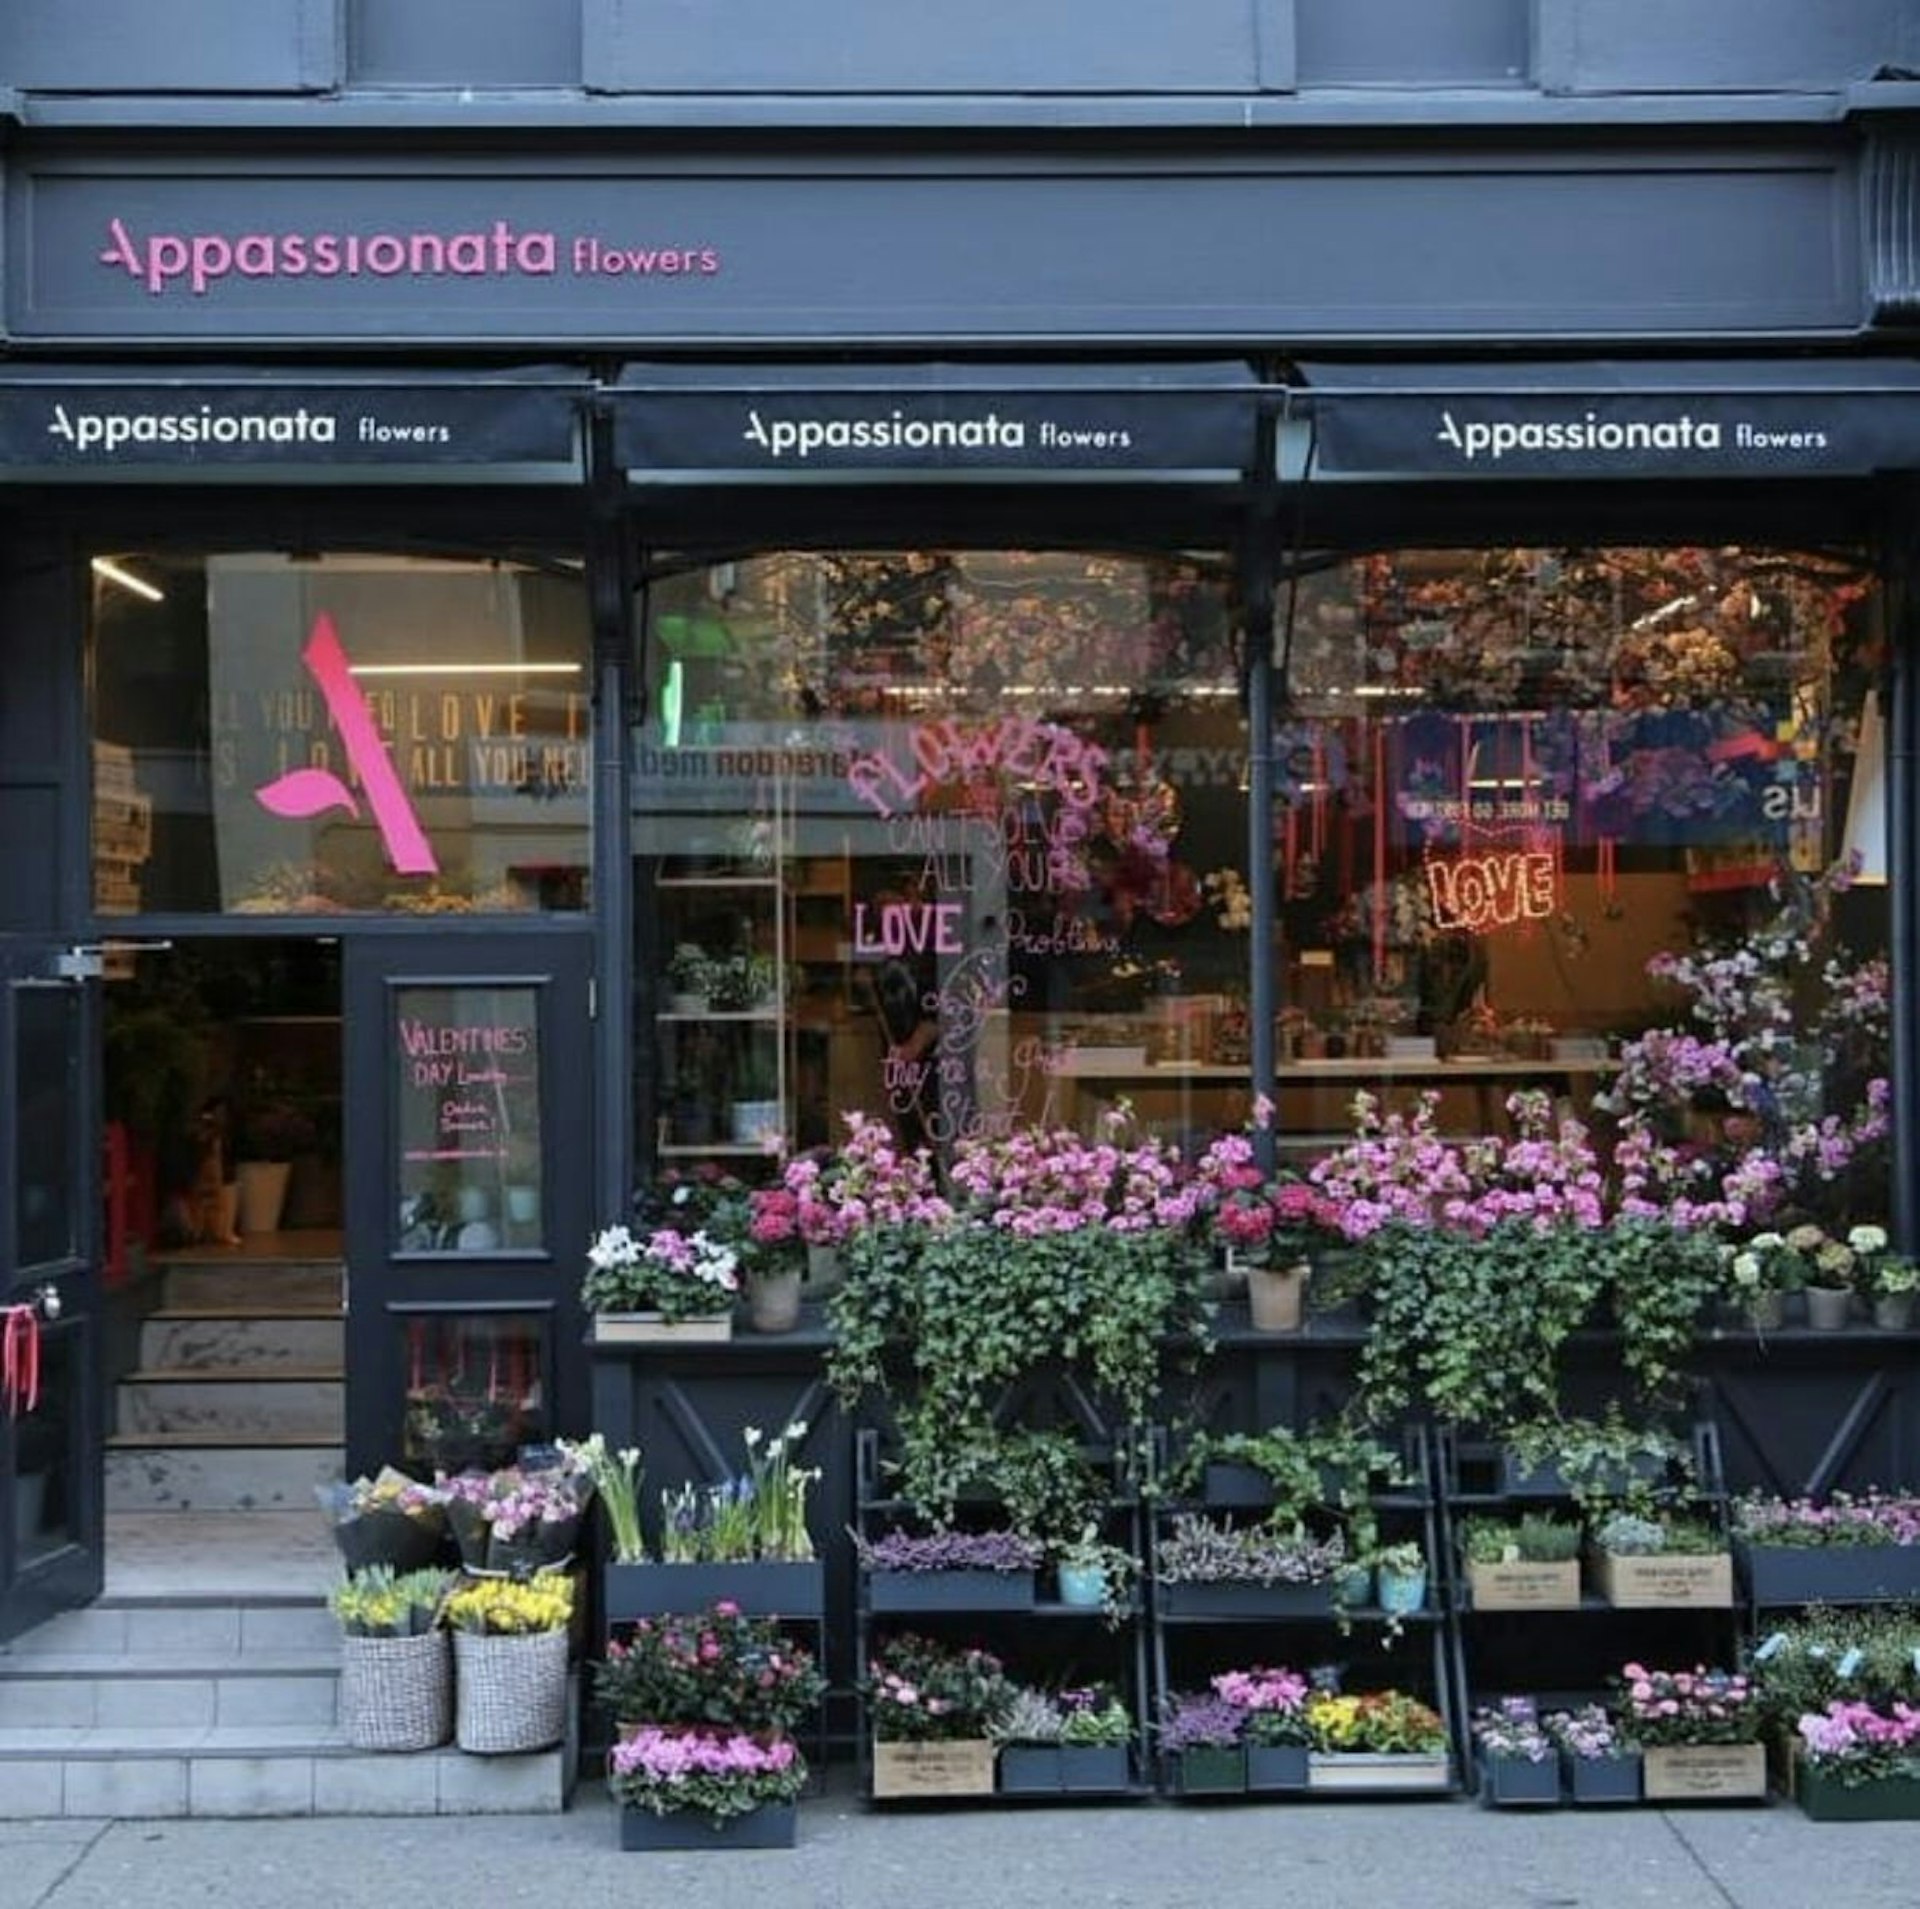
xmin=1601 ymin=1218 xmax=1722 ymax=1403
xmin=1591 ymin=1510 xmax=1725 ymax=1557
xmin=1501 ymin=1406 xmax=1693 ymax=1520
xmin=1459 ymin=1513 xmax=1582 ymax=1565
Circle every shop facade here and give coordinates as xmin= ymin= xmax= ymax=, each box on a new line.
xmin=2 ymin=0 xmax=1919 ymax=1647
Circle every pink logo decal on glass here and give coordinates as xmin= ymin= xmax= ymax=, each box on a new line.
xmin=253 ymin=612 xmax=439 ymax=876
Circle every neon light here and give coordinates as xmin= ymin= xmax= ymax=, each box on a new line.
xmin=1425 ymin=850 xmax=1557 ymax=935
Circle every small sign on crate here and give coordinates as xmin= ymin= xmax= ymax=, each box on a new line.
xmin=1590 ymin=1550 xmax=1734 ymax=1608
xmin=1466 ymin=1559 xmax=1582 ymax=1611
xmin=871 ymin=1738 xmax=997 ymax=1800
xmin=1642 ymin=1742 xmax=1766 ymax=1803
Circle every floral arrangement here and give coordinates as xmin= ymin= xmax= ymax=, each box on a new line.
xmin=1796 ymin=1701 xmax=1920 ymax=1786
xmin=1542 ymin=1705 xmax=1631 ymax=1762
xmin=742 ymin=1185 xmax=804 ymax=1271
xmin=1615 ymin=1664 xmax=1757 ymax=1746
xmin=1158 ymin=1690 xmax=1245 ymax=1753
xmin=815 ymin=1111 xmax=952 ymax=1232
xmin=852 ymin=1528 xmax=1044 ymax=1575
xmin=1732 ymin=1491 xmax=1920 ymax=1549
xmin=593 ymin=1601 xmax=824 ymax=1735
xmin=1155 ymin=1513 xmax=1346 ymax=1587
xmin=1472 ymin=1697 xmax=1553 ymax=1763
xmin=316 ymin=1466 xmax=448 ymax=1570
xmin=1211 ymin=1666 xmax=1310 ymax=1746
xmin=441 ymin=1574 xmax=573 ymax=1635
xmin=559 ymin=1433 xmax=644 ymax=1565
xmin=609 ymin=1724 xmax=806 ymax=1823
xmin=583 ymin=1222 xmax=740 ymax=1322
xmin=658 ymin=1421 xmax=818 ymax=1564
xmin=865 ymin=1634 xmax=1012 ymax=1742
xmin=1194 ymin=1099 xmax=1340 ymax=1268
xmin=437 ymin=1460 xmax=590 ymax=1572
xmin=1305 ymin=1690 xmax=1448 ymax=1756
xmin=328 ymin=1565 xmax=452 ymax=1638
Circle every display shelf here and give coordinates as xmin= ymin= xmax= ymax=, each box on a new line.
xmin=1147 ymin=1423 xmax=1464 ymax=1800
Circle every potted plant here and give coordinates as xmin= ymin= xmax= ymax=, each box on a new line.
xmin=610 ymin=1726 xmax=808 ymax=1849
xmin=865 ymin=1633 xmax=1010 ymax=1798
xmin=741 ymin=1184 xmax=805 ymax=1333
xmin=1053 ymin=1524 xmax=1136 ymax=1618
xmin=329 ymin=1564 xmax=454 ymax=1752
xmin=1471 ymin=1698 xmax=1561 ymax=1807
xmin=992 ymin=1685 xmax=1070 ymax=1794
xmin=1725 ymin=1229 xmax=1809 ymax=1331
xmin=665 ymin=943 xmax=715 ymax=1014
xmin=1499 ymin=1408 xmax=1690 ymax=1508
xmin=1791 ymin=1223 xmax=1861 ymax=1330
xmin=1617 ymin=1663 xmax=1765 ymax=1801
xmin=1212 ymin=1666 xmax=1311 ymax=1791
xmin=1850 ymin=1227 xmax=1919 ymax=1330
xmin=1543 ymin=1704 xmax=1642 ymax=1805
xmin=710 ymin=949 xmax=778 ymax=1013
xmin=1371 ymin=1538 xmax=1429 ymax=1617
xmin=1796 ymin=1700 xmax=1920 ymax=1820
xmin=442 ymin=1573 xmax=574 ymax=1755
xmin=1305 ymin=1688 xmax=1451 ymax=1791
xmin=1153 ymin=1511 xmax=1349 ymax=1618
xmin=1158 ymin=1690 xmax=1247 ymax=1797
xmin=1055 ymin=1685 xmax=1134 ymax=1792
xmin=608 ymin=1419 xmax=824 ymax=1618
xmin=1590 ymin=1509 xmax=1734 ymax=1608
xmin=583 ymin=1221 xmax=739 ymax=1341
xmin=1730 ymin=1491 xmax=1920 ymax=1605
xmin=1193 ymin=1106 xmax=1338 ymax=1329
xmin=1458 ymin=1513 xmax=1583 ymax=1610
xmin=783 ymin=1150 xmax=852 ymax=1293
xmin=727 ymin=1038 xmax=782 ymax=1147
xmin=853 ymin=1527 xmax=1043 ymax=1613
xmin=233 ymin=1097 xmax=317 ymax=1235
xmin=560 ymin=1432 xmax=645 ymax=1567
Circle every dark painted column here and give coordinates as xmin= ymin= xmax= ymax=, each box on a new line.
xmin=1242 ymin=399 xmax=1283 ymax=1172
xmin=1889 ymin=482 xmax=1920 ymax=1253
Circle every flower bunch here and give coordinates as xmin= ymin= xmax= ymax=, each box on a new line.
xmin=1848 ymin=1226 xmax=1920 ymax=1298
xmin=609 ymin=1725 xmax=806 ymax=1823
xmin=1472 ymin=1697 xmax=1553 ymax=1763
xmin=594 ymin=1602 xmax=824 ymax=1735
xmin=1305 ymin=1690 xmax=1448 ymax=1755
xmin=1542 ymin=1705 xmax=1630 ymax=1762
xmin=1194 ymin=1101 xmax=1340 ymax=1267
xmin=743 ymin=1185 xmax=803 ymax=1265
xmin=1211 ymin=1666 xmax=1310 ymax=1746
xmin=1796 ymin=1701 xmax=1920 ymax=1785
xmin=438 ymin=1464 xmax=586 ymax=1545
xmin=582 ymin=1223 xmax=740 ymax=1322
xmin=1616 ymin=1664 xmax=1757 ymax=1747
xmin=558 ymin=1433 xmax=644 ymax=1565
xmin=1732 ymin=1492 xmax=1920 ymax=1550
xmin=441 ymin=1574 xmax=573 ymax=1635
xmin=865 ymin=1634 xmax=1012 ymax=1743
xmin=852 ymin=1528 xmax=1044 ymax=1575
xmin=328 ymin=1565 xmax=452 ymax=1638
xmin=1155 ymin=1514 xmax=1347 ymax=1587
xmin=658 ymin=1421 xmax=818 ymax=1564
xmin=825 ymin=1111 xmax=952 ymax=1230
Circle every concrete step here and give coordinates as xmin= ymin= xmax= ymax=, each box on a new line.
xmin=140 ymin=1311 xmax=344 ymax=1372
xmin=6 ymin=1599 xmax=340 ymax=1659
xmin=0 ymin=1650 xmax=343 ymax=1728
xmin=117 ymin=1371 xmax=344 ymax=1440
xmin=105 ymin=1438 xmax=345 ymax=1514
xmin=161 ymin=1263 xmax=342 ymax=1312
xmin=0 ymin=1725 xmax=575 ymax=1818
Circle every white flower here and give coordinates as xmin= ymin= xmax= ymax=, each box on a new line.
xmin=1731 ymin=1252 xmax=1760 ymax=1288
xmin=742 ymin=1426 xmax=762 ymax=1448
xmin=1849 ymin=1225 xmax=1889 ymax=1255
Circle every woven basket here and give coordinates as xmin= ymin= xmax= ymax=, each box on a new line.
xmin=453 ymin=1627 xmax=570 ymax=1754
xmin=339 ymin=1630 xmax=452 ymax=1752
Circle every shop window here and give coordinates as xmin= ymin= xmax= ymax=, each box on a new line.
xmin=89 ymin=552 xmax=590 ymax=917
xmin=632 ymin=550 xmax=1245 ymax=1166
xmin=1296 ymin=0 xmax=1529 ymax=86
xmin=399 ymin=1311 xmax=549 ymax=1477
xmin=348 ymin=0 xmax=580 ymax=87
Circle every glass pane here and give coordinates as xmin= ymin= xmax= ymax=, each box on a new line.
xmin=394 ymin=986 xmax=543 ymax=1253
xmin=633 ymin=550 xmax=1244 ymax=1167
xmin=15 ymin=985 xmax=78 ymax=1268
xmin=14 ymin=1325 xmax=77 ymax=1563
xmin=400 ymin=1312 xmax=548 ymax=1475
xmin=91 ymin=552 xmax=590 ymax=916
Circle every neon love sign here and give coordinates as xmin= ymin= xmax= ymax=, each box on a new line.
xmin=1425 ymin=850 xmax=1557 ymax=935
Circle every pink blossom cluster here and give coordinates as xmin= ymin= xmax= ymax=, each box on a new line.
xmin=1617 ymin=1664 xmax=1755 ymax=1746
xmin=1733 ymin=1492 xmax=1920 ymax=1547
xmin=611 ymin=1724 xmax=798 ymax=1783
xmin=1211 ymin=1666 xmax=1308 ymax=1715
xmin=946 ymin=1106 xmax=1201 ymax=1236
xmin=1797 ymin=1700 xmax=1920 ymax=1767
xmin=778 ymin=1154 xmax=849 ymax=1246
xmin=746 ymin=1185 xmax=800 ymax=1248
xmin=820 ymin=1112 xmax=953 ymax=1231
xmin=436 ymin=1465 xmax=581 ymax=1541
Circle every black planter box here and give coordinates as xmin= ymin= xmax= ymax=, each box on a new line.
xmin=867 ymin=1569 xmax=1036 ymax=1613
xmin=1736 ymin=1540 xmax=1920 ymax=1607
xmin=1164 ymin=1747 xmax=1247 ymax=1797
xmin=1156 ymin=1580 xmax=1335 ymax=1619
xmin=1478 ymin=1752 xmax=1561 ymax=1808
xmin=1499 ymin=1450 xmax=1665 ymax=1500
xmin=1060 ymin=1745 xmax=1131 ymax=1793
xmin=1203 ymin=1463 xmax=1275 ymax=1508
xmin=1246 ymin=1743 xmax=1310 ymax=1793
xmin=619 ymin=1802 xmax=797 ymax=1850
xmin=1565 ymin=1752 xmax=1643 ymax=1806
xmin=998 ymin=1746 xmax=1062 ymax=1793
xmin=604 ymin=1561 xmax=826 ymax=1622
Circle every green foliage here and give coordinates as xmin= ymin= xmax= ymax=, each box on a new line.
xmin=1459 ymin=1513 xmax=1582 ymax=1565
xmin=1601 ymin=1219 xmax=1721 ymax=1404
xmin=1502 ymin=1406 xmax=1693 ymax=1519
xmin=1747 ymin=1607 xmax=1920 ymax=1729
xmin=1354 ymin=1221 xmax=1606 ymax=1432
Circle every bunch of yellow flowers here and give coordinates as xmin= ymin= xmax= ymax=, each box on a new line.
xmin=442 ymin=1573 xmax=574 ymax=1636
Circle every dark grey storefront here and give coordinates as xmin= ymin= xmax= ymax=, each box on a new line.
xmin=2 ymin=0 xmax=1920 ymax=1645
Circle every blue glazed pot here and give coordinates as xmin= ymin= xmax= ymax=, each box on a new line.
xmin=1376 ymin=1566 xmax=1428 ymax=1616
xmin=1057 ymin=1562 xmax=1108 ymax=1608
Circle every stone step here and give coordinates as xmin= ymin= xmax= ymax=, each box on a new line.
xmin=105 ymin=1439 xmax=345 ymax=1514
xmin=117 ymin=1371 xmax=344 ymax=1440
xmin=0 ymin=1650 xmax=343 ymax=1728
xmin=6 ymin=1599 xmax=340 ymax=1659
xmin=161 ymin=1263 xmax=343 ymax=1312
xmin=0 ymin=1725 xmax=575 ymax=1818
xmin=141 ymin=1311 xmax=344 ymax=1372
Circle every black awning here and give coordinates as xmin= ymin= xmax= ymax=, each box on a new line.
xmin=0 ymin=364 xmax=587 ymax=470
xmin=609 ymin=360 xmax=1262 ymax=479
xmin=1295 ymin=359 xmax=1920 ymax=480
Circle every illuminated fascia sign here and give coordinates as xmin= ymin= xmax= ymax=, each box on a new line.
xmin=1425 ymin=850 xmax=1557 ymax=935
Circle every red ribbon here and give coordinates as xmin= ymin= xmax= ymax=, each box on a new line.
xmin=2 ymin=1306 xmax=39 ymax=1418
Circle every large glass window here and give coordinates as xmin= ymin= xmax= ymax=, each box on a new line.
xmin=633 ymin=550 xmax=1243 ymax=1164
xmin=91 ymin=552 xmax=590 ymax=916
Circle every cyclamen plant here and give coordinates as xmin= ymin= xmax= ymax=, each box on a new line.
xmin=865 ymin=1634 xmax=1012 ymax=1742
xmin=1797 ymin=1700 xmax=1920 ymax=1784
xmin=1616 ymin=1664 xmax=1757 ymax=1747
xmin=1732 ymin=1492 xmax=1920 ymax=1549
xmin=609 ymin=1726 xmax=807 ymax=1823
xmin=583 ymin=1223 xmax=739 ymax=1322
xmin=1212 ymin=1666 xmax=1310 ymax=1746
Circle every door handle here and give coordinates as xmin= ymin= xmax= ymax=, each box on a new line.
xmin=33 ymin=1283 xmax=62 ymax=1321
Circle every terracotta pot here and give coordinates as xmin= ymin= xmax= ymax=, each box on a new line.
xmin=1246 ymin=1262 xmax=1308 ymax=1332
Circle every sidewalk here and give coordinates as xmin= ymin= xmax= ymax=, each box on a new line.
xmin=5 ymin=1781 xmax=1911 ymax=1909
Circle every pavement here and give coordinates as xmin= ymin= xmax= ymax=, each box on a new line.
xmin=0 ymin=1778 xmax=1899 ymax=1909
